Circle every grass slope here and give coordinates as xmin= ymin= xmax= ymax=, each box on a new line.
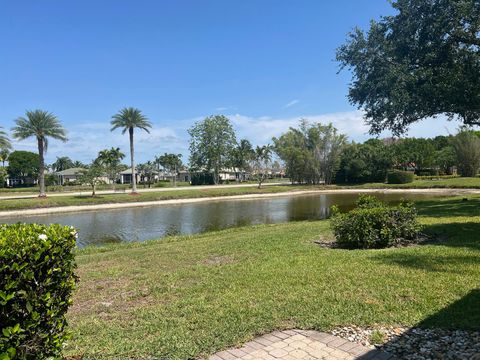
xmin=66 ymin=196 xmax=480 ymax=359
xmin=0 ymin=185 xmax=302 ymax=211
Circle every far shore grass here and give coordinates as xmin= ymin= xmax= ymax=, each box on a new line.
xmin=66 ymin=195 xmax=480 ymax=359
xmin=2 ymin=177 xmax=480 ymax=212
xmin=0 ymin=185 xmax=310 ymax=211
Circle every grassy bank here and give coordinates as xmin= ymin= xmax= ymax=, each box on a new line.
xmin=2 ymin=177 xmax=480 ymax=212
xmin=344 ymin=176 xmax=480 ymax=189
xmin=66 ymin=196 xmax=480 ymax=359
xmin=0 ymin=185 xmax=309 ymax=211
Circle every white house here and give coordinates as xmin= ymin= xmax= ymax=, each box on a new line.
xmin=55 ymin=167 xmax=86 ymax=185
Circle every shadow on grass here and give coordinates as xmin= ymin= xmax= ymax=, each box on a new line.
xmin=356 ymin=290 xmax=480 ymax=359
xmin=416 ymin=197 xmax=480 ymax=217
xmin=418 ymin=289 xmax=480 ymax=330
xmin=371 ymin=252 xmax=478 ymax=274
xmin=422 ymin=222 xmax=480 ymax=250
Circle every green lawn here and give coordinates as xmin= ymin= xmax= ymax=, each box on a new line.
xmin=345 ymin=176 xmax=480 ymax=189
xmin=66 ymin=196 xmax=480 ymax=359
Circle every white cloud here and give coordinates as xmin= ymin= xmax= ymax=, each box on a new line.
xmin=230 ymin=110 xmax=464 ymax=145
xmin=284 ymin=99 xmax=300 ymax=108
xmin=8 ymin=110 xmax=467 ymax=165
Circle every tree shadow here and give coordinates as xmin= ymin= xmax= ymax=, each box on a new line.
xmin=417 ymin=197 xmax=480 ymax=218
xmin=371 ymin=252 xmax=478 ymax=274
xmin=421 ymin=221 xmax=480 ymax=250
xmin=356 ymin=289 xmax=480 ymax=359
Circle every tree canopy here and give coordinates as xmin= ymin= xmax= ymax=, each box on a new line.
xmin=337 ymin=0 xmax=480 ymax=135
xmin=51 ymin=156 xmax=74 ymax=172
xmin=273 ymin=121 xmax=346 ymax=184
xmin=7 ymin=151 xmax=40 ymax=179
xmin=188 ymin=115 xmax=237 ymax=184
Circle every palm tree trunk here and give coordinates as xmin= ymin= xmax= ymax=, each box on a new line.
xmin=129 ymin=127 xmax=137 ymax=193
xmin=37 ymin=137 xmax=46 ymax=197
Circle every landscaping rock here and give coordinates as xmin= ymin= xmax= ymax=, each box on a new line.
xmin=331 ymin=326 xmax=480 ymax=359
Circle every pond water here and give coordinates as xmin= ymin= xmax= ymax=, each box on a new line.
xmin=2 ymin=192 xmax=442 ymax=248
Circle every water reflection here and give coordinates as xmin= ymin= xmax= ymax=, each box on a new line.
xmin=1 ymin=192 xmax=443 ymax=248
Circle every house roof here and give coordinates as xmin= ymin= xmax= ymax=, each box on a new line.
xmin=55 ymin=167 xmax=86 ymax=176
xmin=120 ymin=168 xmax=136 ymax=175
xmin=120 ymin=168 xmax=160 ymax=175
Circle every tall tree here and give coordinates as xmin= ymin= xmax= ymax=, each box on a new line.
xmin=6 ymin=151 xmax=40 ymax=179
xmin=336 ymin=139 xmax=393 ymax=184
xmin=11 ymin=110 xmax=67 ymax=197
xmin=0 ymin=126 xmax=12 ymax=150
xmin=137 ymin=161 xmax=157 ymax=188
xmin=452 ymin=131 xmax=480 ymax=177
xmin=110 ymin=107 xmax=152 ymax=194
xmin=337 ymin=0 xmax=480 ymax=135
xmin=96 ymin=147 xmax=125 ymax=188
xmin=274 ymin=121 xmax=346 ymax=184
xmin=156 ymin=153 xmax=182 ymax=186
xmin=231 ymin=139 xmax=254 ymax=181
xmin=250 ymin=145 xmax=273 ymax=189
xmin=188 ymin=115 xmax=237 ymax=184
xmin=51 ymin=156 xmax=74 ymax=172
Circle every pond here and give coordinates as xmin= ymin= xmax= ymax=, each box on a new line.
xmin=2 ymin=192 xmax=442 ymax=248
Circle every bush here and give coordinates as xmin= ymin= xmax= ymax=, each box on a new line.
xmin=191 ymin=172 xmax=215 ymax=185
xmin=387 ymin=170 xmax=414 ymax=184
xmin=416 ymin=168 xmax=439 ymax=176
xmin=0 ymin=224 xmax=78 ymax=359
xmin=330 ymin=195 xmax=422 ymax=249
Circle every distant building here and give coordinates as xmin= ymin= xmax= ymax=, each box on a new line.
xmin=5 ymin=176 xmax=37 ymax=187
xmin=55 ymin=167 xmax=86 ymax=185
xmin=120 ymin=168 xmax=159 ymax=184
xmin=119 ymin=168 xmax=140 ymax=184
xmin=55 ymin=167 xmax=110 ymax=185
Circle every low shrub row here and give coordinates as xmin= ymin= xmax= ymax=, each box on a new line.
xmin=330 ymin=195 xmax=422 ymax=249
xmin=415 ymin=174 xmax=460 ymax=180
xmin=0 ymin=224 xmax=77 ymax=359
xmin=387 ymin=170 xmax=415 ymax=184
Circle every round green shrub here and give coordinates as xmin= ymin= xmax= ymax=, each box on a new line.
xmin=330 ymin=195 xmax=422 ymax=249
xmin=387 ymin=170 xmax=415 ymax=184
xmin=0 ymin=224 xmax=78 ymax=359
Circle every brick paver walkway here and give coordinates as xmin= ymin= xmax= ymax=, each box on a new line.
xmin=209 ymin=329 xmax=396 ymax=360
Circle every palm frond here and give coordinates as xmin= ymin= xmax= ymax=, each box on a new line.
xmin=110 ymin=107 xmax=152 ymax=133
xmin=11 ymin=110 xmax=67 ymax=155
xmin=0 ymin=127 xmax=12 ymax=150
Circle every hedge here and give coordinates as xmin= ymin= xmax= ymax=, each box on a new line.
xmin=0 ymin=224 xmax=78 ymax=359
xmin=387 ymin=170 xmax=415 ymax=184
xmin=191 ymin=172 xmax=215 ymax=185
xmin=330 ymin=195 xmax=422 ymax=249
xmin=415 ymin=174 xmax=460 ymax=180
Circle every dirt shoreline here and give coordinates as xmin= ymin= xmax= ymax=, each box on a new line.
xmin=0 ymin=187 xmax=478 ymax=218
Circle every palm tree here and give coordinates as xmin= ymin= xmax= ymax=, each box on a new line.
xmin=0 ymin=126 xmax=12 ymax=150
xmin=252 ymin=145 xmax=273 ymax=188
xmin=51 ymin=156 xmax=74 ymax=172
xmin=0 ymin=148 xmax=10 ymax=168
xmin=110 ymin=107 xmax=151 ymax=193
xmin=12 ymin=110 xmax=67 ymax=197
xmin=96 ymin=147 xmax=125 ymax=188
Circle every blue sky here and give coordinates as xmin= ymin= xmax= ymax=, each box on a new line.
xmin=0 ymin=1 xmax=463 ymax=163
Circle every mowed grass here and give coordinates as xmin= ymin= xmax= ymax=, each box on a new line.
xmin=0 ymin=185 xmax=308 ymax=211
xmin=66 ymin=196 xmax=480 ymax=359
xmin=346 ymin=176 xmax=480 ymax=189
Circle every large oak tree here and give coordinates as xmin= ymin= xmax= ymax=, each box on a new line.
xmin=337 ymin=0 xmax=480 ymax=135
